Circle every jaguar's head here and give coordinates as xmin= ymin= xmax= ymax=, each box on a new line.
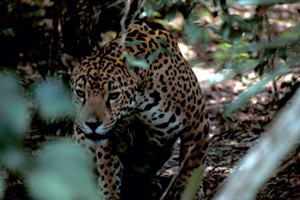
xmin=62 ymin=53 xmax=137 ymax=139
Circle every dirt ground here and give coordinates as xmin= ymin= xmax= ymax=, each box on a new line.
xmin=2 ymin=4 xmax=300 ymax=198
xmin=197 ymin=67 xmax=300 ymax=199
xmin=3 ymin=62 xmax=299 ymax=200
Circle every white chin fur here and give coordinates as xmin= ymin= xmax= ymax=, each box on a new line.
xmin=95 ymin=126 xmax=110 ymax=135
xmin=87 ymin=139 xmax=108 ymax=146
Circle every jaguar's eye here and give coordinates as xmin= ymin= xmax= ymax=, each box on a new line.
xmin=75 ymin=89 xmax=85 ymax=98
xmin=108 ymin=92 xmax=120 ymax=101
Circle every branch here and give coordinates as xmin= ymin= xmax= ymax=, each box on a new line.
xmin=215 ymin=88 xmax=300 ymax=200
xmin=118 ymin=0 xmax=147 ymax=49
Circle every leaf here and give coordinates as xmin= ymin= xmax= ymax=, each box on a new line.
xmin=184 ymin=23 xmax=203 ymax=45
xmin=155 ymin=38 xmax=169 ymax=46
xmin=27 ymin=139 xmax=98 ymax=200
xmin=143 ymin=2 xmax=154 ymax=17
xmin=35 ymin=79 xmax=75 ymax=120
xmin=156 ymin=0 xmax=168 ymax=10
xmin=1 ymin=147 xmax=26 ymax=172
xmin=126 ymin=40 xmax=141 ymax=47
xmin=124 ymin=52 xmax=149 ymax=69
xmin=149 ymin=49 xmax=160 ymax=64
xmin=206 ymin=24 xmax=220 ymax=35
xmin=0 ymin=174 xmax=4 ymax=199
xmin=131 ymin=60 xmax=149 ymax=69
xmin=224 ymin=57 xmax=300 ymax=116
xmin=0 ymin=73 xmax=29 ymax=138
xmin=166 ymin=9 xmax=178 ymax=21
xmin=280 ymin=22 xmax=300 ymax=40
xmin=209 ymin=59 xmax=258 ymax=83
xmin=153 ymin=19 xmax=170 ymax=30
xmin=236 ymin=0 xmax=299 ymax=6
xmin=161 ymin=47 xmax=174 ymax=57
xmin=2 ymin=28 xmax=15 ymax=36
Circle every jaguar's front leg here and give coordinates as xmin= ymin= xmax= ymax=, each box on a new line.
xmin=163 ymin=120 xmax=209 ymax=200
xmin=96 ymin=140 xmax=123 ymax=200
xmin=73 ymin=125 xmax=123 ymax=200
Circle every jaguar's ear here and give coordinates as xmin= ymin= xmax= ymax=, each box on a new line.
xmin=61 ymin=53 xmax=79 ymax=69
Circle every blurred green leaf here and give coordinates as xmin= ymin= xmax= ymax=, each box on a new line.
xmin=214 ymin=42 xmax=253 ymax=71
xmin=0 ymin=73 xmax=29 ymax=176
xmin=122 ymin=52 xmax=149 ymax=69
xmin=0 ymin=173 xmax=4 ymax=199
xmin=27 ymin=0 xmax=44 ymax=7
xmin=156 ymin=0 xmax=168 ymax=10
xmin=155 ymin=38 xmax=169 ymax=46
xmin=126 ymin=40 xmax=142 ymax=47
xmin=280 ymin=22 xmax=300 ymax=41
xmin=239 ymin=23 xmax=299 ymax=53
xmin=209 ymin=59 xmax=258 ymax=83
xmin=7 ymin=2 xmax=16 ymax=13
xmin=224 ymin=57 xmax=300 ymax=116
xmin=28 ymin=139 xmax=97 ymax=200
xmin=161 ymin=47 xmax=174 ymax=57
xmin=166 ymin=8 xmax=178 ymax=21
xmin=206 ymin=24 xmax=220 ymax=35
xmin=184 ymin=23 xmax=203 ymax=45
xmin=236 ymin=0 xmax=299 ymax=6
xmin=131 ymin=59 xmax=149 ymax=69
xmin=200 ymin=29 xmax=210 ymax=51
xmin=153 ymin=19 xmax=170 ymax=29
xmin=1 ymin=147 xmax=27 ymax=172
xmin=143 ymin=2 xmax=154 ymax=17
xmin=0 ymin=73 xmax=29 ymax=139
xmin=149 ymin=49 xmax=160 ymax=64
xmin=2 ymin=28 xmax=15 ymax=36
xmin=35 ymin=79 xmax=75 ymax=120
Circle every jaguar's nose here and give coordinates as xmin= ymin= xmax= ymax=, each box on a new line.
xmin=85 ymin=122 xmax=103 ymax=133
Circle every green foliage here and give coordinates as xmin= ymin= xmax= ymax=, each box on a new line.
xmin=214 ymin=42 xmax=252 ymax=69
xmin=0 ymin=73 xmax=29 ymax=171
xmin=0 ymin=73 xmax=97 ymax=200
xmin=0 ymin=73 xmax=28 ymax=139
xmin=204 ymin=1 xmax=300 ymax=115
xmin=0 ymin=174 xmax=4 ymax=199
xmin=223 ymin=20 xmax=300 ymax=113
xmin=236 ymin=0 xmax=299 ymax=6
xmin=184 ymin=23 xmax=206 ymax=46
xmin=35 ymin=79 xmax=75 ymax=120
xmin=121 ymin=51 xmax=149 ymax=69
xmin=28 ymin=139 xmax=97 ymax=200
xmin=1 ymin=0 xmax=300 ymax=198
xmin=142 ymin=0 xmax=194 ymax=20
xmin=224 ymin=62 xmax=292 ymax=116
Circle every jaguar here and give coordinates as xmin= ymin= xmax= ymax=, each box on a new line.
xmin=62 ymin=20 xmax=209 ymax=200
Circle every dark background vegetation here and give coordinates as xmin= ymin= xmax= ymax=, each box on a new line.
xmin=0 ymin=0 xmax=299 ymax=199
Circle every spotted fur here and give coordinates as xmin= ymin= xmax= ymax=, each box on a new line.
xmin=63 ymin=21 xmax=209 ymax=200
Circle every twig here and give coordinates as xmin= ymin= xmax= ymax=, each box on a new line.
xmin=118 ymin=0 xmax=147 ymax=49
xmin=265 ymin=13 xmax=279 ymax=100
xmin=215 ymin=88 xmax=300 ymax=200
xmin=274 ymin=151 xmax=300 ymax=176
xmin=160 ymin=146 xmax=193 ymax=200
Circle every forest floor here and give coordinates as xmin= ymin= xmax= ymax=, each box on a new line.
xmin=194 ymin=66 xmax=300 ymax=199
xmin=156 ymin=63 xmax=300 ymax=199
xmin=3 ymin=6 xmax=300 ymax=198
xmin=3 ymin=55 xmax=299 ymax=200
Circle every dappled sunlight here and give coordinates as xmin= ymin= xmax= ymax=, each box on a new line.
xmin=178 ymin=42 xmax=197 ymax=60
xmin=2 ymin=0 xmax=300 ymax=199
xmin=192 ymin=67 xmax=215 ymax=85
